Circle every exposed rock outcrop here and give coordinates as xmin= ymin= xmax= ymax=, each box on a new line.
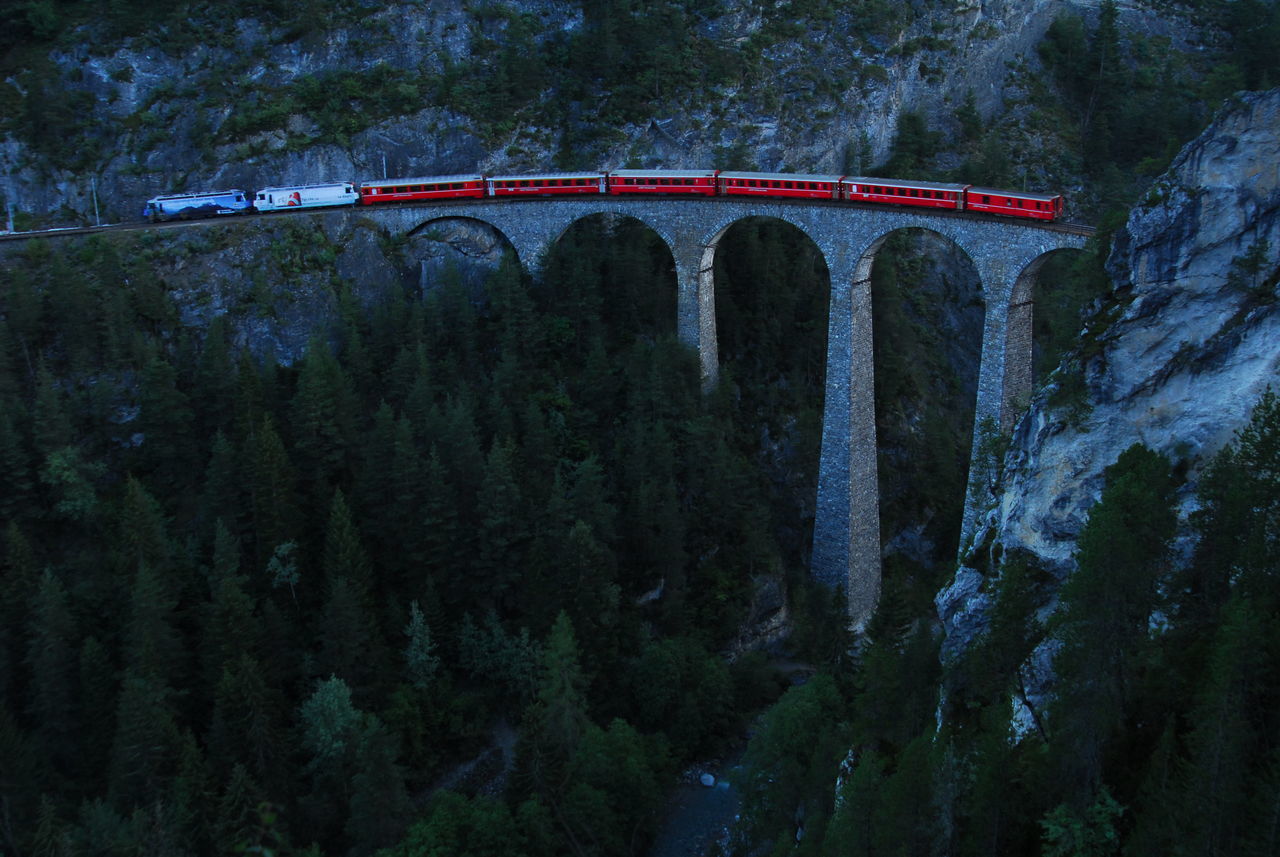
xmin=0 ymin=0 xmax=1192 ymax=227
xmin=939 ymin=89 xmax=1280 ymax=689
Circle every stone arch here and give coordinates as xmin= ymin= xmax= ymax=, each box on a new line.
xmin=408 ymin=214 xmax=516 ymax=251
xmin=1001 ymin=246 xmax=1092 ymax=430
xmin=543 ymin=206 xmax=677 ymax=264
xmin=701 ymin=213 xmax=833 ymax=374
xmin=539 ymin=210 xmax=682 ymax=343
xmin=835 ymin=225 xmax=985 ymax=624
xmin=405 ymin=215 xmax=521 ymax=297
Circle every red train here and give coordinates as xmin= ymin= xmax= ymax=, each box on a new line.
xmin=355 ymin=169 xmax=1063 ymax=221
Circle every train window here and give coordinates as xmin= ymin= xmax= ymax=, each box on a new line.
xmin=982 ymin=195 xmax=991 ymax=204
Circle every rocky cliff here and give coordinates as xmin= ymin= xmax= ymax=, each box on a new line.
xmin=0 ymin=0 xmax=1195 ymax=227
xmin=938 ymin=88 xmax=1280 ymax=728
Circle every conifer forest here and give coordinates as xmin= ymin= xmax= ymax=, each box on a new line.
xmin=2 ymin=1 xmax=1280 ymax=856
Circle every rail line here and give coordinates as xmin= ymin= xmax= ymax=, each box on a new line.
xmin=0 ymin=194 xmax=1096 ymax=246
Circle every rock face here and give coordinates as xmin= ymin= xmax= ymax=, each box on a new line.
xmin=939 ymin=89 xmax=1280 ymax=683
xmin=0 ymin=0 xmax=1188 ymax=227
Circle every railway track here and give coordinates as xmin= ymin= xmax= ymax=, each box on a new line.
xmin=0 ymin=195 xmax=1097 ymax=245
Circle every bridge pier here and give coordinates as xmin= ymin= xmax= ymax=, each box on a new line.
xmin=812 ymin=249 xmax=881 ymax=632
xmin=382 ymin=199 xmax=1088 ymax=623
xmin=673 ymin=237 xmax=720 ymax=390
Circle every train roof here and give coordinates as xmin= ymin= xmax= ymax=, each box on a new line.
xmin=362 ymin=174 xmax=485 ymax=186
xmin=487 ymin=172 xmax=606 ymax=181
xmin=256 ymin=182 xmax=355 ymax=192
xmin=966 ymin=186 xmax=1062 ymax=201
xmin=719 ymin=171 xmax=844 ymax=183
xmin=843 ymin=176 xmax=971 ymax=192
xmin=148 ymin=189 xmax=246 ymax=201
xmin=608 ymin=169 xmax=718 ymax=178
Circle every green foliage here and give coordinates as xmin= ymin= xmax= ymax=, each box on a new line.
xmin=1049 ymin=445 xmax=1177 ymax=797
xmin=877 ymin=110 xmax=941 ymax=176
xmin=740 ymin=674 xmax=847 ymax=841
xmin=1039 ymin=786 xmax=1123 ymax=857
xmin=378 ymin=791 xmax=526 ymax=857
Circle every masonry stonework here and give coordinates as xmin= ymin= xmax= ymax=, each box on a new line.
xmin=374 ymin=199 xmax=1087 ymax=628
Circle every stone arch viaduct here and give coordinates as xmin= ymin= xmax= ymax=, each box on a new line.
xmin=0 ymin=198 xmax=1089 ymax=630
xmin=368 ymin=198 xmax=1090 ymax=631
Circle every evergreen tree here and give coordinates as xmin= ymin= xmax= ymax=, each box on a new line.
xmin=24 ymin=569 xmax=79 ymax=777
xmin=122 ymin=559 xmax=180 ymax=686
xmin=475 ymin=439 xmax=528 ymax=607
xmin=522 ymin=611 xmax=590 ymax=805
xmin=109 ymin=668 xmax=178 ymax=810
xmin=292 ymin=337 xmax=356 ymax=497
xmin=403 ymin=600 xmax=441 ymax=689
xmin=0 ymin=523 xmax=38 ymax=701
xmin=344 ymin=717 xmax=412 ymax=855
xmin=194 ymin=315 xmax=236 ymax=435
xmin=0 ymin=403 xmax=34 ymax=524
xmin=31 ymin=361 xmax=72 ymax=462
xmin=209 ymin=654 xmax=286 ymax=789
xmin=200 ymin=432 xmax=241 ymax=537
xmin=135 ymin=353 xmax=194 ymax=488
xmin=245 ymin=415 xmax=299 ymax=563
xmin=77 ymin=636 xmax=116 ymax=790
xmin=212 ymin=763 xmax=266 ymax=856
xmin=1049 ymin=445 xmax=1177 ymax=798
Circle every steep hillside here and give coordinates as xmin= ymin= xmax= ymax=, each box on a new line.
xmin=0 ymin=0 xmax=1215 ymax=226
xmin=942 ymin=86 xmax=1280 ymax=726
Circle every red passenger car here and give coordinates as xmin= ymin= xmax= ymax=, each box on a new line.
xmin=963 ymin=187 xmax=1063 ymax=221
xmin=359 ymin=175 xmax=486 ymax=204
xmin=718 ymin=172 xmax=842 ymax=200
xmin=607 ymin=170 xmax=719 ymax=196
xmin=486 ymin=173 xmax=606 ymax=196
xmin=841 ymin=178 xmax=968 ymax=211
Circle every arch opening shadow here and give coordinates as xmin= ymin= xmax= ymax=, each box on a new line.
xmin=711 ymin=216 xmax=832 ymax=580
xmin=408 ymin=215 xmax=520 ymax=299
xmin=538 ymin=213 xmax=680 ymax=349
xmin=864 ymin=227 xmax=985 ymax=596
xmin=1004 ymin=247 xmax=1101 ymax=428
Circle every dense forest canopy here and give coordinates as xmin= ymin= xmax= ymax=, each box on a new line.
xmin=1 ymin=0 xmax=1278 ymax=855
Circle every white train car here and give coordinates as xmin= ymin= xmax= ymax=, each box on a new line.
xmin=254 ymin=182 xmax=359 ymax=211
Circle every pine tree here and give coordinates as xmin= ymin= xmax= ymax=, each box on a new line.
xmin=245 ymin=415 xmax=299 ymax=563
xmin=0 ymin=523 xmax=38 ymax=701
xmin=25 ymin=569 xmax=79 ymax=776
xmin=344 ymin=717 xmax=412 ymax=855
xmin=475 ymin=439 xmax=528 ymax=606
xmin=209 ymin=654 xmax=285 ymax=789
xmin=136 ymin=353 xmax=194 ymax=488
xmin=213 ymin=763 xmax=266 ymax=855
xmin=122 ymin=559 xmax=180 ymax=686
xmin=201 ymin=431 xmax=241 ymax=537
xmin=117 ymin=476 xmax=172 ymax=575
xmin=77 ymin=636 xmax=116 ymax=790
xmin=524 ymin=611 xmax=590 ymax=799
xmin=194 ymin=315 xmax=236 ymax=435
xmin=318 ymin=489 xmax=382 ymax=689
xmin=403 ymin=600 xmax=440 ymax=689
xmin=31 ymin=361 xmax=72 ymax=462
xmin=0 ymin=403 xmax=34 ymax=524
xmin=0 ymin=705 xmax=41 ymax=850
xmin=201 ymin=550 xmax=259 ymax=695
xmin=1049 ymin=444 xmax=1176 ymax=798
xmin=109 ymin=668 xmax=178 ymax=810
xmin=292 ymin=338 xmax=356 ymax=497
